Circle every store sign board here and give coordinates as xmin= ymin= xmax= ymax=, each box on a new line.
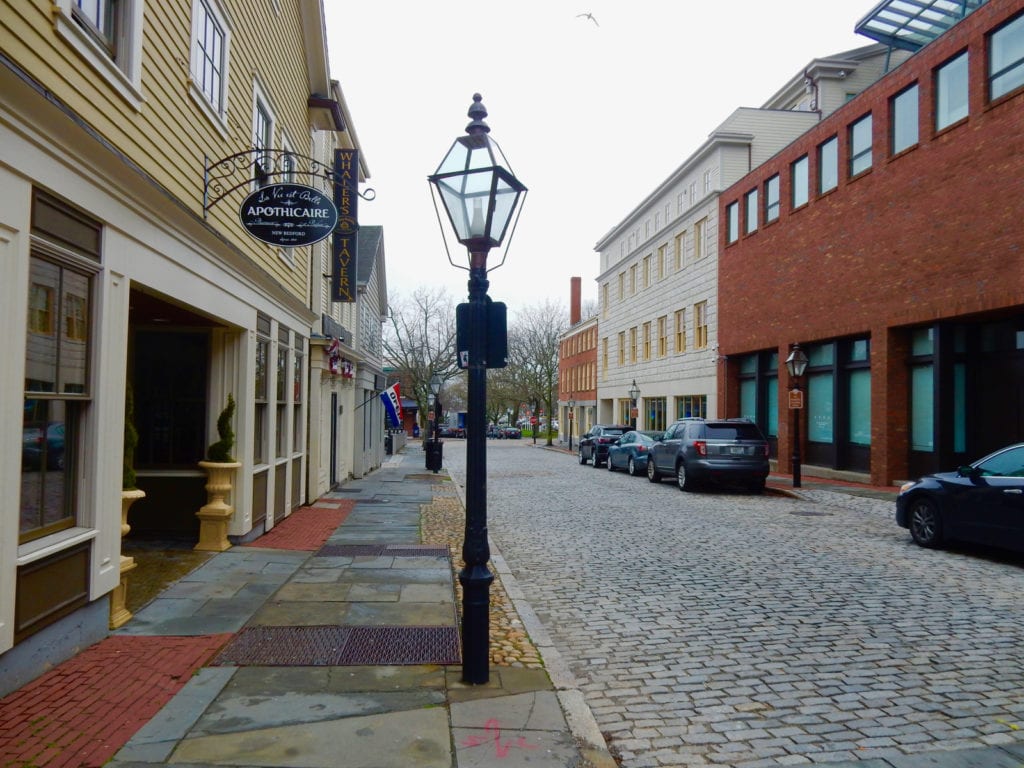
xmin=239 ymin=183 xmax=337 ymax=247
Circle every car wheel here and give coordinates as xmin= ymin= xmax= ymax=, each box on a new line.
xmin=676 ymin=462 xmax=694 ymax=492
xmin=748 ymin=479 xmax=765 ymax=493
xmin=579 ymin=448 xmax=587 ymax=465
xmin=607 ymin=455 xmax=615 ymax=471
xmin=909 ymin=497 xmax=943 ymax=548
xmin=628 ymin=457 xmax=638 ymax=476
xmin=593 ymin=454 xmax=603 ymax=468
xmin=647 ymin=459 xmax=661 ymax=483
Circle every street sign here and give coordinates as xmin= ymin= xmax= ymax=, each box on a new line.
xmin=789 ymin=389 xmax=804 ymax=409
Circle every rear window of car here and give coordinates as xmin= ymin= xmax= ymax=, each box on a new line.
xmin=605 ymin=429 xmax=625 ymax=436
xmin=705 ymin=424 xmax=764 ymax=440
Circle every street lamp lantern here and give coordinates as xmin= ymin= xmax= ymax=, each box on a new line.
xmin=429 ymin=94 xmax=527 ymax=271
xmin=785 ymin=344 xmax=809 ymax=488
xmin=429 ymin=371 xmax=443 ymax=398
xmin=785 ymin=345 xmax=809 ymax=378
xmin=427 ymin=94 xmax=526 ymax=685
xmin=628 ymin=379 xmax=640 ymax=428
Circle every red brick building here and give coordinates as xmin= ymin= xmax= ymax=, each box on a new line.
xmin=718 ymin=0 xmax=1024 ymax=486
xmin=559 ymin=277 xmax=598 ymax=447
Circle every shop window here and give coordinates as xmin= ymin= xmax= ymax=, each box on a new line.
xmin=935 ymin=51 xmax=969 ymax=130
xmin=254 ymin=314 xmax=270 ymax=464
xmin=990 ymin=13 xmax=1024 ymax=100
xmin=676 ymin=395 xmax=707 ymax=420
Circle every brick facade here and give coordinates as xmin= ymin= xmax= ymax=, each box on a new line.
xmin=718 ymin=0 xmax=1024 ymax=485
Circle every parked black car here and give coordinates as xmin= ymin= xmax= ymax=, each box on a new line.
xmin=896 ymin=443 xmax=1024 ymax=553
xmin=578 ymin=424 xmax=631 ymax=468
xmin=500 ymin=427 xmax=521 ymax=439
xmin=647 ymin=418 xmax=769 ymax=492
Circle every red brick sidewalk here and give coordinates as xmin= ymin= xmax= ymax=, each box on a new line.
xmin=242 ymin=499 xmax=354 ymax=551
xmin=0 ymin=634 xmax=229 ymax=768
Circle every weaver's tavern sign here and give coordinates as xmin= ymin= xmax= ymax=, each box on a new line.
xmin=239 ymin=183 xmax=338 ymax=247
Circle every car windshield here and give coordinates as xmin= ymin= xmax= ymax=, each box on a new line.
xmin=705 ymin=424 xmax=763 ymax=440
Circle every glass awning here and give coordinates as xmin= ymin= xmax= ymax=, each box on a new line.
xmin=855 ymin=0 xmax=989 ymax=51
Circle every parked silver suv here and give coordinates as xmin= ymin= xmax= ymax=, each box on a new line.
xmin=647 ymin=418 xmax=770 ymax=492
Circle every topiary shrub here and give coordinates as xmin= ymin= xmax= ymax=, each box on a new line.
xmin=206 ymin=394 xmax=236 ymax=463
xmin=123 ymin=381 xmax=139 ymax=490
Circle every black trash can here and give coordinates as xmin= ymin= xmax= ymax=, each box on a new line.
xmin=385 ymin=434 xmax=393 ymax=455
xmin=425 ymin=439 xmax=443 ymax=472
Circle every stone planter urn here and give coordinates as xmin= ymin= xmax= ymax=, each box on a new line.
xmin=195 ymin=461 xmax=241 ymax=552
xmin=109 ymin=488 xmax=145 ymax=629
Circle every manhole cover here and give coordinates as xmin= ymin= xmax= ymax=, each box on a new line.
xmin=211 ymin=625 xmax=460 ymax=666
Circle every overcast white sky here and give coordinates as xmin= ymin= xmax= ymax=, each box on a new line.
xmin=323 ymin=1 xmax=876 ymax=315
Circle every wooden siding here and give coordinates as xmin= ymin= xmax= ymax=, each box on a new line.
xmin=1 ymin=0 xmax=327 ymax=302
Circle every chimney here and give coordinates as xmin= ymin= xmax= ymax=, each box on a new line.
xmin=570 ymin=276 xmax=581 ymax=325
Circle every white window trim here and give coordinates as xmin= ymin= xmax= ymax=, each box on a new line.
xmin=189 ymin=0 xmax=232 ymax=134
xmin=53 ymin=0 xmax=146 ymax=109
xmin=251 ymin=77 xmax=276 ymax=190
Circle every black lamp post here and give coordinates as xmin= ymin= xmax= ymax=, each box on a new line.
xmin=628 ymin=379 xmax=640 ymax=428
xmin=785 ymin=344 xmax=809 ymax=488
xmin=429 ymin=372 xmax=442 ymax=441
xmin=428 ymin=94 xmax=526 ymax=685
xmin=568 ymin=394 xmax=575 ymax=451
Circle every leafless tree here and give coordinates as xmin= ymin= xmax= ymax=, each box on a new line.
xmin=507 ymin=299 xmax=567 ymax=445
xmin=383 ymin=287 xmax=459 ymax=429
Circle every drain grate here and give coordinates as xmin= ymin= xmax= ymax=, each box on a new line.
xmin=212 ymin=626 xmax=352 ymax=666
xmin=211 ymin=625 xmax=459 ymax=666
xmin=340 ymin=626 xmax=460 ymax=665
xmin=316 ymin=544 xmax=448 ymax=558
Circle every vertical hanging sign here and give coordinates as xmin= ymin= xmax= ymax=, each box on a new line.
xmin=332 ymin=149 xmax=358 ymax=302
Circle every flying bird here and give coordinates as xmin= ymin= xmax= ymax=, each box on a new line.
xmin=577 ymin=12 xmax=599 ymax=26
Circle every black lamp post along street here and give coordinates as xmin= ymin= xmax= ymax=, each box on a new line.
xmin=428 ymin=94 xmax=526 ymax=685
xmin=568 ymin=394 xmax=575 ymax=451
xmin=429 ymin=371 xmax=442 ymax=441
xmin=785 ymin=344 xmax=809 ymax=489
xmin=628 ymin=379 xmax=640 ymax=428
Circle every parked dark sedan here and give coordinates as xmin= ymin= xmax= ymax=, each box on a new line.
xmin=896 ymin=443 xmax=1024 ymax=553
xmin=578 ymin=424 xmax=631 ymax=468
xmin=607 ymin=431 xmax=662 ymax=476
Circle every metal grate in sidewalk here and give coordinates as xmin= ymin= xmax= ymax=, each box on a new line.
xmin=211 ymin=625 xmax=459 ymax=666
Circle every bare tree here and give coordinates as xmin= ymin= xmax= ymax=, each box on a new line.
xmin=507 ymin=299 xmax=567 ymax=446
xmin=383 ymin=287 xmax=459 ymax=429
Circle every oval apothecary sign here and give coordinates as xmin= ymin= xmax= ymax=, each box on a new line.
xmin=239 ymin=183 xmax=338 ymax=247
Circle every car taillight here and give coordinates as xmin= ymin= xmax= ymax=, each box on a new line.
xmin=637 ymin=446 xmax=646 ymax=453
xmin=694 ymin=440 xmax=707 ymax=456
xmin=763 ymin=445 xmax=770 ymax=457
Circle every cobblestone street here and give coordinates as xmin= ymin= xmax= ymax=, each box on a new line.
xmin=443 ymin=439 xmax=1024 ymax=767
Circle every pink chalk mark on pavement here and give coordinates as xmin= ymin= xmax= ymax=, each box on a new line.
xmin=461 ymin=719 xmax=539 ymax=758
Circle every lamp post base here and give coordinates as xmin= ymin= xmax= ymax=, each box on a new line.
xmin=459 ymin=563 xmax=494 ymax=684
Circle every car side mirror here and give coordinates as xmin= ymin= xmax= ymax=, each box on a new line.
xmin=612 ymin=439 xmax=621 ymax=446
xmin=957 ymin=465 xmax=981 ymax=479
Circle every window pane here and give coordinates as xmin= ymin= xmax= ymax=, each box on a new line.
xmin=739 ymin=379 xmax=756 ymax=422
xmin=21 ymin=399 xmax=74 ymax=541
xmin=26 ymin=260 xmax=59 ymax=393
xmin=807 ymin=372 xmax=834 ymax=442
xmin=892 ymin=85 xmax=919 ymax=154
xmin=954 ymin=362 xmax=966 ymax=453
xmin=849 ymin=115 xmax=873 ymax=176
xmin=765 ymin=175 xmax=780 ymax=222
xmin=60 ymin=270 xmax=89 ymax=394
xmin=766 ymin=377 xmax=778 ymax=438
xmin=911 ymin=327 xmax=934 ymax=356
xmin=726 ymin=203 xmax=739 ymax=243
xmin=848 ymin=369 xmax=871 ymax=445
xmin=911 ymin=365 xmax=934 ymax=451
xmin=936 ymin=52 xmax=969 ymax=130
xmin=745 ymin=189 xmax=758 ymax=234
xmin=792 ymin=156 xmax=809 ymax=207
xmin=819 ymin=137 xmax=838 ymax=193
xmin=990 ymin=14 xmax=1024 ymax=99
